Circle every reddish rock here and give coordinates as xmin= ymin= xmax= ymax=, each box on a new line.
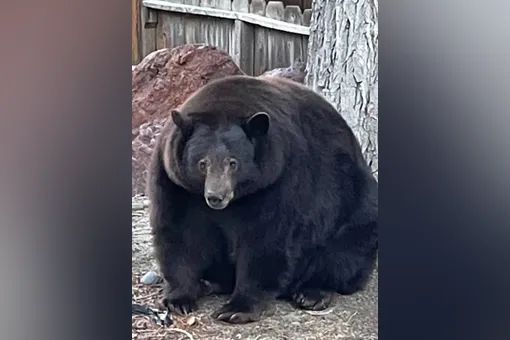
xmin=132 ymin=117 xmax=168 ymax=196
xmin=132 ymin=44 xmax=245 ymax=138
xmin=131 ymin=44 xmax=244 ymax=196
xmin=261 ymin=59 xmax=307 ymax=84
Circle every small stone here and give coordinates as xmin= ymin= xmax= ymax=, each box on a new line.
xmin=140 ymin=270 xmax=162 ymax=285
xmin=185 ymin=315 xmax=196 ymax=326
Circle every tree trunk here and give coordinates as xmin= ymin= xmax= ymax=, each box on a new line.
xmin=306 ymin=0 xmax=378 ymax=177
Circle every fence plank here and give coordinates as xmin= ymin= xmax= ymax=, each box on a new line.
xmin=249 ymin=0 xmax=266 ymax=15
xmin=283 ymin=5 xmax=302 ymax=25
xmin=167 ymin=0 xmax=184 ymax=49
xmin=182 ymin=2 xmax=199 ymax=43
xmin=183 ymin=0 xmax=200 ymax=6
xmin=201 ymin=0 xmax=214 ymax=8
xmin=302 ymin=8 xmax=312 ymax=26
xmin=283 ymin=6 xmax=304 ymax=67
xmin=201 ymin=0 xmax=230 ymax=10
xmin=140 ymin=6 xmax=157 ymax=57
xmin=181 ymin=14 xmax=204 ymax=45
xmin=248 ymin=0 xmax=268 ymax=74
xmin=182 ymin=0 xmax=200 ymax=44
xmin=253 ymin=27 xmax=268 ymax=74
xmin=265 ymin=2 xmax=287 ymax=69
xmin=213 ymin=19 xmax=232 ymax=54
xmin=215 ymin=0 xmax=231 ymax=10
xmin=265 ymin=1 xmax=284 ymax=20
xmin=232 ymin=0 xmax=249 ymax=12
xmin=156 ymin=10 xmax=185 ymax=49
xmin=146 ymin=6 xmax=158 ymax=22
xmin=301 ymin=35 xmax=309 ymax=64
xmin=233 ymin=20 xmax=254 ymax=75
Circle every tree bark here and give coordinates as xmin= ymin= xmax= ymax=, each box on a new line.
xmin=306 ymin=0 xmax=378 ymax=177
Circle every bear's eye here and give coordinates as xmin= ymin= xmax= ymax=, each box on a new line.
xmin=198 ymin=159 xmax=207 ymax=172
xmin=229 ymin=159 xmax=238 ymax=171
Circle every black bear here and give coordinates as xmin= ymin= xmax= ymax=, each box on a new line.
xmin=148 ymin=75 xmax=378 ymax=324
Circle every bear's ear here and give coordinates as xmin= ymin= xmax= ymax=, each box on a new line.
xmin=171 ymin=110 xmax=185 ymax=129
xmin=171 ymin=110 xmax=191 ymax=133
xmin=245 ymin=112 xmax=270 ymax=138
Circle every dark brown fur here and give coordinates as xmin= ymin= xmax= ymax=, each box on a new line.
xmin=148 ymin=75 xmax=378 ymax=324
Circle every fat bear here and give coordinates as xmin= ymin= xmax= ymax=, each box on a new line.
xmin=148 ymin=75 xmax=378 ymax=324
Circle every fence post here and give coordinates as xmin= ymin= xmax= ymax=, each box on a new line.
xmin=132 ymin=0 xmax=140 ymax=64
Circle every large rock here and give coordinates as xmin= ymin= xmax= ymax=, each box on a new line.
xmin=132 ymin=44 xmax=245 ymax=138
xmin=261 ymin=59 xmax=307 ymax=84
xmin=132 ymin=117 xmax=168 ymax=196
xmin=132 ymin=44 xmax=244 ymax=196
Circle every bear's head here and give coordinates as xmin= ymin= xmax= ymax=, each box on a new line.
xmin=170 ymin=109 xmax=270 ymax=210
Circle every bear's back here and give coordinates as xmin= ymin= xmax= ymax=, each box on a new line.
xmin=177 ymin=75 xmax=363 ymax=166
xmin=178 ymin=75 xmax=350 ymax=136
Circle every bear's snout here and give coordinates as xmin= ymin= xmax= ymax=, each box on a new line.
xmin=204 ymin=188 xmax=234 ymax=210
xmin=206 ymin=192 xmax=224 ymax=205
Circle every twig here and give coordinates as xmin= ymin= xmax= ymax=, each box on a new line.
xmin=134 ymin=291 xmax=161 ymax=300
xmin=132 ymin=200 xmax=151 ymax=211
xmin=345 ymin=311 xmax=358 ymax=324
xmin=166 ymin=328 xmax=194 ymax=340
xmin=303 ymin=308 xmax=335 ymax=316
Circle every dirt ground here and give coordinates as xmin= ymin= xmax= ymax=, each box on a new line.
xmin=132 ymin=195 xmax=378 ymax=340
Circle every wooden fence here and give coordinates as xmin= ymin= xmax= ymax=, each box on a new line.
xmin=274 ymin=0 xmax=313 ymax=12
xmin=133 ymin=0 xmax=313 ymax=76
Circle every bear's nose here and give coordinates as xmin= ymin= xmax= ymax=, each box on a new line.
xmin=205 ymin=193 xmax=223 ymax=205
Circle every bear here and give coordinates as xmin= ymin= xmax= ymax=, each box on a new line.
xmin=147 ymin=75 xmax=378 ymax=324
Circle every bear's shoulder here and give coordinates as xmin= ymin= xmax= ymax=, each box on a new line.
xmin=176 ymin=75 xmax=316 ymax=124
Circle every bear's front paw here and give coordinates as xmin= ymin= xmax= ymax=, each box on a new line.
xmin=212 ymin=297 xmax=263 ymax=324
xmin=291 ymin=289 xmax=333 ymax=311
xmin=159 ymin=284 xmax=201 ymax=315
xmin=159 ymin=294 xmax=197 ymax=315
